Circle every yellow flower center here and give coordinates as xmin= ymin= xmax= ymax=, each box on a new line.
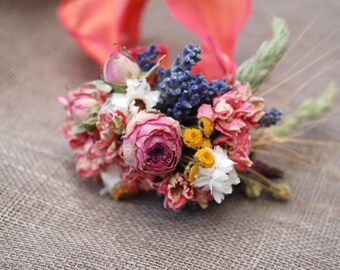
xmin=194 ymin=148 xmax=214 ymax=168
xmin=183 ymin=128 xmax=203 ymax=149
xmin=198 ymin=117 xmax=214 ymax=138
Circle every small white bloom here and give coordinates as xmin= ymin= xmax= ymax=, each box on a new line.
xmin=125 ymin=79 xmax=160 ymax=114
xmin=194 ymin=146 xmax=240 ymax=203
xmin=100 ymin=79 xmax=160 ymax=117
xmin=100 ymin=165 xmax=123 ymax=196
xmin=110 ymin=93 xmax=130 ymax=112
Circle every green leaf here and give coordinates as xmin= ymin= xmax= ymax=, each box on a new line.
xmin=82 ymin=117 xmax=97 ymax=132
xmin=110 ymin=83 xmax=127 ymax=94
xmin=70 ymin=123 xmax=86 ymax=135
xmin=236 ymin=17 xmax=290 ymax=92
xmin=87 ymin=80 xmax=113 ymax=93
xmin=90 ymin=103 xmax=100 ymax=115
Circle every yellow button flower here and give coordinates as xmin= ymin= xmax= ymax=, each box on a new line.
xmin=201 ymin=138 xmax=212 ymax=148
xmin=185 ymin=162 xmax=199 ymax=185
xmin=198 ymin=117 xmax=214 ymax=138
xmin=183 ymin=128 xmax=203 ymax=149
xmin=194 ymin=148 xmax=215 ymax=168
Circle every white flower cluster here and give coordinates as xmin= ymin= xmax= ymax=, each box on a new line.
xmin=194 ymin=146 xmax=240 ymax=203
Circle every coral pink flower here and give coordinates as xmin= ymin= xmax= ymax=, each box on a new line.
xmin=61 ymin=122 xmax=89 ymax=149
xmin=197 ymin=82 xmax=265 ymax=137
xmin=158 ymin=173 xmax=194 ymax=211
xmin=74 ymin=109 xmax=127 ymax=179
xmin=213 ymin=131 xmax=253 ymax=170
xmin=97 ymin=109 xmax=127 ymax=135
xmin=75 ymin=136 xmax=123 ymax=179
xmin=198 ymin=82 xmax=263 ymax=170
xmin=122 ymin=112 xmax=182 ymax=176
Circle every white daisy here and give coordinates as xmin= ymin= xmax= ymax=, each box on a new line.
xmin=125 ymin=78 xmax=160 ymax=115
xmin=194 ymin=146 xmax=240 ymax=203
xmin=99 ymin=92 xmax=128 ymax=116
xmin=100 ymin=165 xmax=123 ymax=196
xmin=100 ymin=79 xmax=160 ymax=117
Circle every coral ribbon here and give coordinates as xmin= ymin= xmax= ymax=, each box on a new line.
xmin=57 ymin=0 xmax=147 ymax=65
xmin=165 ymin=0 xmax=252 ymax=81
xmin=57 ymin=0 xmax=252 ymax=80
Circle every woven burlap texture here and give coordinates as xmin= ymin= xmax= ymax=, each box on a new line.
xmin=1 ymin=0 xmax=340 ymax=269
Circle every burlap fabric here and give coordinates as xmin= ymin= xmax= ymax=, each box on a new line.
xmin=1 ymin=0 xmax=340 ymax=269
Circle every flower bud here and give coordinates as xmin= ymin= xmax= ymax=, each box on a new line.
xmin=71 ymin=96 xmax=98 ymax=122
xmin=244 ymin=183 xmax=262 ymax=199
xmin=271 ymin=183 xmax=292 ymax=201
xmin=103 ymin=52 xmax=140 ymax=85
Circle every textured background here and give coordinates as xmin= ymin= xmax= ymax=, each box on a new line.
xmin=1 ymin=0 xmax=340 ymax=269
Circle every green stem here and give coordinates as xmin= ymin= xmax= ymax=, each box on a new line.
xmin=111 ymin=84 xmax=127 ymax=93
xmin=239 ymin=173 xmax=272 ymax=193
xmin=181 ymin=155 xmax=194 ymax=163
xmin=144 ymin=55 xmax=166 ymax=80
xmin=179 ymin=161 xmax=188 ymax=168
xmin=247 ymin=168 xmax=277 ymax=187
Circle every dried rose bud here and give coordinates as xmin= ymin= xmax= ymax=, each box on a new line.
xmin=103 ymin=52 xmax=140 ymax=85
xmin=70 ymin=95 xmax=98 ymax=122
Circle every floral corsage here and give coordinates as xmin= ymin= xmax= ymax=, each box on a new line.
xmin=59 ymin=19 xmax=337 ymax=211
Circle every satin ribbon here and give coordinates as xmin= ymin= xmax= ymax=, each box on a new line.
xmin=58 ymin=0 xmax=252 ymax=80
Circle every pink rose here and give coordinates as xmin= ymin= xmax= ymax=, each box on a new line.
xmin=122 ymin=112 xmax=182 ymax=176
xmin=158 ymin=173 xmax=194 ymax=211
xmin=103 ymin=52 xmax=140 ymax=85
xmin=197 ymin=82 xmax=265 ymax=137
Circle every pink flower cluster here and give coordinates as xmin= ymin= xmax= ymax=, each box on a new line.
xmin=198 ymin=82 xmax=265 ymax=170
xmin=59 ymin=84 xmax=107 ymax=150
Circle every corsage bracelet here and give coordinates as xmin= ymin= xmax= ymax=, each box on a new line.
xmin=59 ymin=18 xmax=337 ymax=211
